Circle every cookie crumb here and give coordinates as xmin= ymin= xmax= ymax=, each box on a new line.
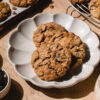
xmin=13 ymin=11 xmax=17 ymax=15
xmin=49 ymin=4 xmax=54 ymax=9
xmin=12 ymin=6 xmax=17 ymax=10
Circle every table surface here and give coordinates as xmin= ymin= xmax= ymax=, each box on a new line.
xmin=0 ymin=0 xmax=100 ymax=100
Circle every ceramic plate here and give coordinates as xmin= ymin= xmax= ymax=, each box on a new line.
xmin=7 ymin=13 xmax=100 ymax=88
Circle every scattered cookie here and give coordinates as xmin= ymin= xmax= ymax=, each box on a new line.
xmin=33 ymin=22 xmax=67 ymax=47
xmin=0 ymin=2 xmax=11 ymax=21
xmin=9 ymin=0 xmax=37 ymax=7
xmin=31 ymin=43 xmax=71 ymax=81
xmin=89 ymin=0 xmax=100 ymax=19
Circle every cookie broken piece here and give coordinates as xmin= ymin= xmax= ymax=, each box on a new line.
xmin=31 ymin=43 xmax=71 ymax=81
xmin=9 ymin=0 xmax=37 ymax=7
xmin=0 ymin=2 xmax=11 ymax=21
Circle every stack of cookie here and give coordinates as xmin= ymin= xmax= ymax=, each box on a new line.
xmin=70 ymin=0 xmax=100 ymax=19
xmin=31 ymin=22 xmax=86 ymax=81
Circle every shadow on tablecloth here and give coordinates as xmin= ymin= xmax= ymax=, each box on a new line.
xmin=2 ymin=79 xmax=23 ymax=100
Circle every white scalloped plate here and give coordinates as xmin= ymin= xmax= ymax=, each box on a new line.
xmin=7 ymin=13 xmax=100 ymax=88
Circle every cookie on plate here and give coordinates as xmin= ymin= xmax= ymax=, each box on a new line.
xmin=9 ymin=0 xmax=37 ymax=7
xmin=33 ymin=22 xmax=68 ymax=48
xmin=51 ymin=32 xmax=86 ymax=68
xmin=70 ymin=0 xmax=89 ymax=4
xmin=89 ymin=0 xmax=100 ymax=19
xmin=0 ymin=2 xmax=11 ymax=21
xmin=31 ymin=43 xmax=71 ymax=81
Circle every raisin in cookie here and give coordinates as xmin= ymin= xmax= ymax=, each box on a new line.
xmin=51 ymin=32 xmax=85 ymax=68
xmin=0 ymin=2 xmax=11 ymax=21
xmin=33 ymin=22 xmax=67 ymax=48
xmin=89 ymin=0 xmax=100 ymax=19
xmin=31 ymin=43 xmax=71 ymax=81
xmin=9 ymin=0 xmax=36 ymax=7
